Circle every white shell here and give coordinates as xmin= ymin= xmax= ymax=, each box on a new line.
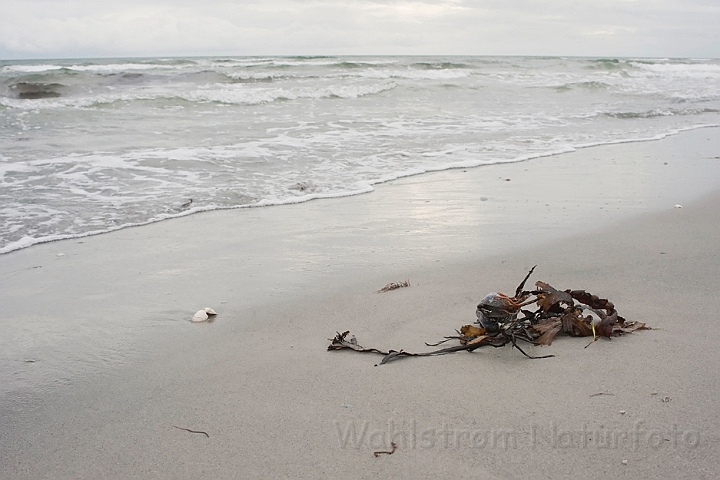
xmin=191 ymin=310 xmax=209 ymax=322
xmin=204 ymin=307 xmax=217 ymax=315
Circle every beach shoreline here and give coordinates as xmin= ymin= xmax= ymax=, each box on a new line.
xmin=1 ymin=127 xmax=720 ymax=478
xmin=2 ymin=123 xmax=717 ymax=257
xmin=3 ymin=55 xmax=719 ymax=259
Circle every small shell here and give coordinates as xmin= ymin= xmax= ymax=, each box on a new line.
xmin=204 ymin=307 xmax=217 ymax=315
xmin=191 ymin=310 xmax=209 ymax=322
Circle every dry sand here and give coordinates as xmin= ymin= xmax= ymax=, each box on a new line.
xmin=1 ymin=127 xmax=720 ymax=479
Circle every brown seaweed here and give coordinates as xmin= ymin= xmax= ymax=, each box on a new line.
xmin=328 ymin=267 xmax=649 ymax=364
xmin=376 ymin=280 xmax=411 ymax=293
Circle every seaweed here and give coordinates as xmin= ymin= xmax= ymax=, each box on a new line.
xmin=376 ymin=280 xmax=411 ymax=293
xmin=328 ymin=267 xmax=649 ymax=364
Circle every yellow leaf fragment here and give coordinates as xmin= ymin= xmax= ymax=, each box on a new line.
xmin=460 ymin=325 xmax=486 ymax=337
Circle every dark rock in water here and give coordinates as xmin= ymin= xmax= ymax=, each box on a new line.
xmin=9 ymin=82 xmax=65 ymax=99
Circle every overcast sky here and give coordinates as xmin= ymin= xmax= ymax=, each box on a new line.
xmin=1 ymin=0 xmax=719 ymax=60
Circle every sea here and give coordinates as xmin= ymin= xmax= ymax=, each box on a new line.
xmin=1 ymin=55 xmax=719 ymax=255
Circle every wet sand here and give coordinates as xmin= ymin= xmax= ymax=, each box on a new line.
xmin=1 ymin=127 xmax=720 ymax=479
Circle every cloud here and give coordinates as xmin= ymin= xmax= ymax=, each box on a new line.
xmin=1 ymin=0 xmax=718 ymax=59
xmin=584 ymin=26 xmax=639 ymax=36
xmin=362 ymin=1 xmax=469 ymax=19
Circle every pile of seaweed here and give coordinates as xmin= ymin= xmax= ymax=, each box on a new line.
xmin=328 ymin=267 xmax=649 ymax=365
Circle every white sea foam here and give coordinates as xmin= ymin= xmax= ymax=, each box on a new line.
xmin=67 ymin=63 xmax=177 ymax=72
xmin=0 ymin=62 xmax=181 ymax=74
xmin=179 ymin=81 xmax=397 ymax=105
xmin=1 ymin=64 xmax=65 ymax=73
xmin=0 ymin=90 xmax=179 ymax=110
xmin=631 ymin=62 xmax=720 ymax=77
xmin=356 ymin=68 xmax=472 ymax=80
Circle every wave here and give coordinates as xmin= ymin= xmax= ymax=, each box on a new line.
xmin=1 ymin=62 xmax=181 ymax=74
xmin=573 ymin=123 xmax=719 ymax=148
xmin=554 ymin=81 xmax=612 ymax=92
xmin=355 ymin=68 xmax=472 ymax=80
xmin=222 ymin=71 xmax=289 ymax=83
xmin=334 ymin=60 xmax=397 ymax=69
xmin=179 ymin=82 xmax=397 ymax=105
xmin=584 ymin=58 xmax=630 ymax=70
xmin=0 ymin=80 xmax=398 ymax=109
xmin=605 ymin=108 xmax=719 ymax=119
xmin=0 ymin=92 xmax=152 ymax=110
xmin=411 ymin=61 xmax=470 ymax=70
xmin=6 ymin=82 xmax=67 ymax=99
xmin=220 ymin=65 xmax=471 ymax=82
xmin=1 ymin=64 xmax=65 ymax=73
xmin=630 ymin=61 xmax=720 ymax=78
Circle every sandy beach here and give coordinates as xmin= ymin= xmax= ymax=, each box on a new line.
xmin=1 ymin=127 xmax=720 ymax=479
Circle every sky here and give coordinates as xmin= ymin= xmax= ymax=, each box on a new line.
xmin=1 ymin=0 xmax=719 ymax=60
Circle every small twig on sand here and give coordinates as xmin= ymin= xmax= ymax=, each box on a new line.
xmin=172 ymin=425 xmax=210 ymax=438
xmin=374 ymin=442 xmax=397 ymax=457
xmin=589 ymin=392 xmax=615 ymax=398
xmin=376 ymin=280 xmax=410 ymax=293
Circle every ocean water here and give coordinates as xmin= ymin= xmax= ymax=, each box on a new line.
xmin=1 ymin=55 xmax=719 ymax=254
